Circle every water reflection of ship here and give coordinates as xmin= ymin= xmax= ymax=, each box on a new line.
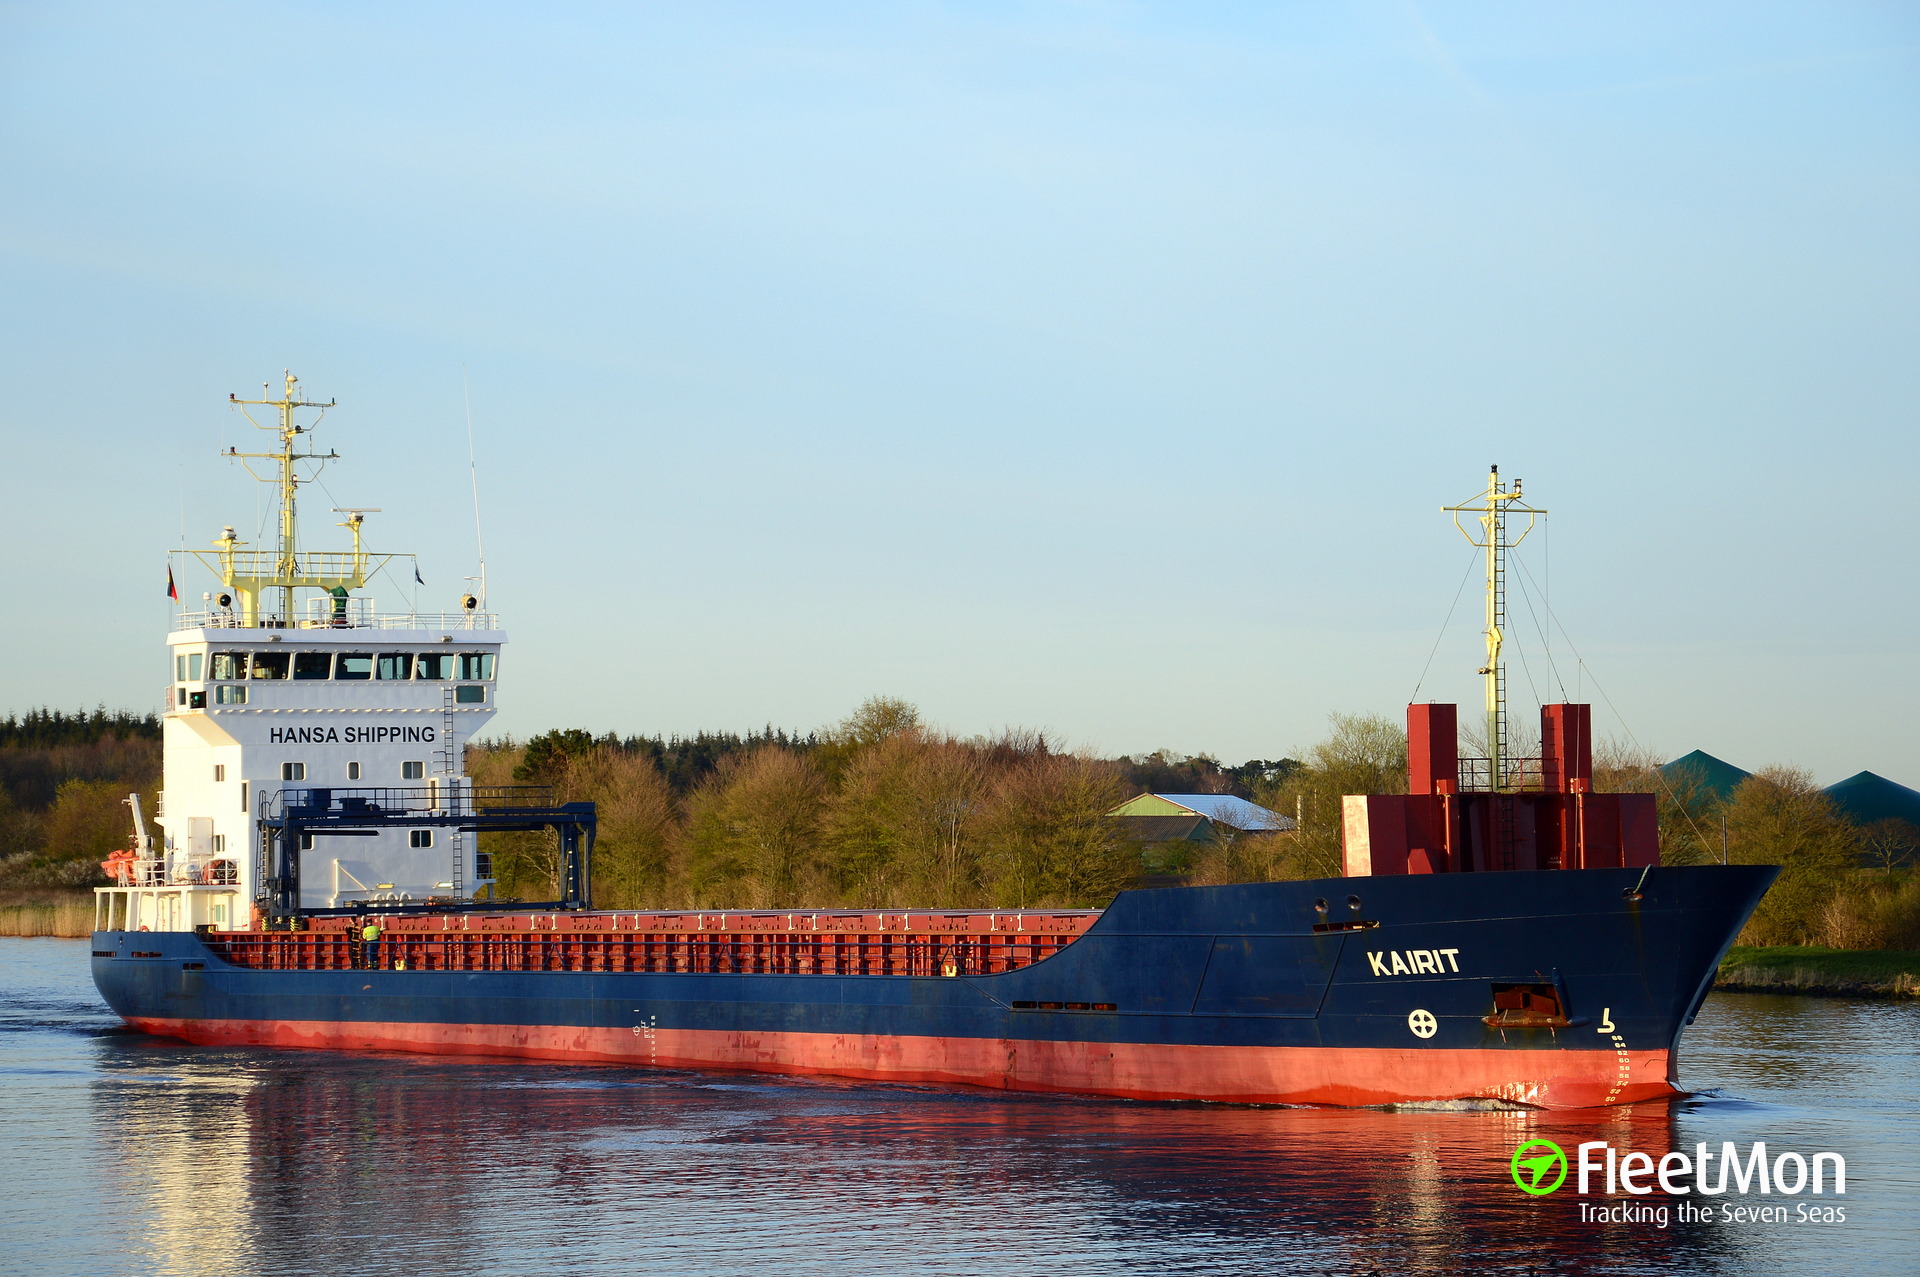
xmin=86 ymin=1044 xmax=255 ymax=1274
xmin=89 ymin=1041 xmax=500 ymax=1272
xmin=88 ymin=1038 xmax=1754 ymax=1275
xmin=712 ymin=1100 xmax=1751 ymax=1273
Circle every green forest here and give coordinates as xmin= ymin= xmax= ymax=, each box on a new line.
xmin=0 ymin=710 xmax=162 ymax=890
xmin=1 ymin=699 xmax=1914 ymax=948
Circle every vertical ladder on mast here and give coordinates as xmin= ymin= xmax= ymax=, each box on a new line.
xmin=1491 ymin=543 xmax=1517 ymax=868
xmin=441 ymin=684 xmax=463 ymax=901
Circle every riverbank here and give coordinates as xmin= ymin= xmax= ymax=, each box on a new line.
xmin=1716 ymin=944 xmax=1920 ymax=998
xmin=0 ymin=890 xmax=93 ymax=937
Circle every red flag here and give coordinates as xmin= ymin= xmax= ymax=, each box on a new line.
xmin=167 ymin=564 xmax=179 ymax=602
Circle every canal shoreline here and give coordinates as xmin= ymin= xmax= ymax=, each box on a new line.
xmin=1715 ymin=944 xmax=1920 ymax=999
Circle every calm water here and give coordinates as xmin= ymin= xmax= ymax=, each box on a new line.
xmin=2 ymin=938 xmax=1914 ymax=1276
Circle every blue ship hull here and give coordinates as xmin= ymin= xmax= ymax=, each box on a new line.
xmin=93 ymin=865 xmax=1775 ymax=1108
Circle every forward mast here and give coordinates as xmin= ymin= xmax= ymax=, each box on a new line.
xmin=1340 ymin=469 xmax=1659 ymax=876
xmin=1443 ymin=466 xmax=1544 ymax=792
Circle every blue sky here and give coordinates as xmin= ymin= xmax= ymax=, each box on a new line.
xmin=2 ymin=2 xmax=1915 ymax=781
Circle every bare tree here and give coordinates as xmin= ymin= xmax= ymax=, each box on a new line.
xmin=826 ymin=730 xmax=993 ymax=907
xmin=683 ymin=747 xmax=827 ymax=908
xmin=978 ymin=752 xmax=1133 ymax=908
xmin=1251 ymin=712 xmax=1407 ymax=881
xmin=1861 ymin=819 xmax=1918 ymax=878
xmin=566 ymin=747 xmax=676 ymax=909
xmin=1593 ymin=739 xmax=1724 ymax=866
xmin=1724 ymin=767 xmax=1862 ymax=946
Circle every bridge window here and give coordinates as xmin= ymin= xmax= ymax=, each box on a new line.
xmin=410 ymin=830 xmax=434 ymax=848
xmin=293 ymin=652 xmax=332 ymax=680
xmin=376 ymin=653 xmax=413 ymax=680
xmin=251 ymin=652 xmax=290 ymax=680
xmin=415 ymin=652 xmax=455 ymax=679
xmin=457 ymin=652 xmax=495 ymax=680
xmin=281 ymin=762 xmax=306 ymax=781
xmin=336 ymin=653 xmax=373 ymax=680
xmin=402 ymin=761 xmax=425 ymax=780
xmin=175 ymin=653 xmax=204 ymax=681
xmin=210 ymin=652 xmax=247 ymax=680
xmin=214 ymin=685 xmax=247 ymax=705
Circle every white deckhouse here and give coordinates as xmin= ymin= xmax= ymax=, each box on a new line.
xmin=98 ymin=374 xmax=501 ymax=932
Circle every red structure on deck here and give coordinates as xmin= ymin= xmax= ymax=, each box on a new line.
xmin=1343 ymin=703 xmax=1658 ymax=875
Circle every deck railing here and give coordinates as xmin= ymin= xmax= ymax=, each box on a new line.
xmin=172 ymin=609 xmax=499 ymax=632
xmin=1457 ymin=756 xmax=1548 ymax=793
xmin=266 ymin=784 xmax=558 ymax=818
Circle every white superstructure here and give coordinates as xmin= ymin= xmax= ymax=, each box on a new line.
xmin=97 ymin=374 xmax=501 ymax=932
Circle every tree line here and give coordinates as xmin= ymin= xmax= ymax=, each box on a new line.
xmin=0 ymin=709 xmax=161 ymax=889
xmin=1604 ymin=752 xmax=1920 ymax=950
xmin=0 ymin=698 xmax=1912 ymax=950
xmin=468 ymin=699 xmax=1149 ymax=910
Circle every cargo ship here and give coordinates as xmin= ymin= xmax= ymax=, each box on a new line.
xmin=92 ymin=378 xmax=1774 ymax=1108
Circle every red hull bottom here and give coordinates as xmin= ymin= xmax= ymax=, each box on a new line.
xmin=124 ymin=1016 xmax=1678 ymax=1110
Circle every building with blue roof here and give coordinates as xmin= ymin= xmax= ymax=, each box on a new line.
xmin=1109 ymin=793 xmax=1295 ymax=844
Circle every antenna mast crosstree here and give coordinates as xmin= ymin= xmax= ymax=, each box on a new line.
xmin=190 ymin=372 xmax=398 ymax=625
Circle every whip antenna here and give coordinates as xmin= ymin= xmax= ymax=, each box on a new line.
xmin=463 ymin=365 xmax=488 ymax=608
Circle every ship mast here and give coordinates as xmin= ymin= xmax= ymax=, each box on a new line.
xmin=228 ymin=373 xmax=337 ymax=621
xmin=188 ymin=373 xmax=396 ymax=626
xmin=1444 ymin=466 xmax=1544 ymax=790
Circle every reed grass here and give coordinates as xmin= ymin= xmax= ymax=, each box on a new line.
xmin=0 ymin=893 xmax=96 ymax=938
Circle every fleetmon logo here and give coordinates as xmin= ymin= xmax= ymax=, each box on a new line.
xmin=1510 ymin=1139 xmax=1569 ymax=1195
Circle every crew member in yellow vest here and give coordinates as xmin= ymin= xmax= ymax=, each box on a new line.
xmin=361 ymin=922 xmax=382 ymax=968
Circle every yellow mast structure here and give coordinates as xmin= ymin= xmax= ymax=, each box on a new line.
xmin=186 ymin=372 xmax=396 ymax=626
xmin=1444 ymin=466 xmax=1544 ymax=790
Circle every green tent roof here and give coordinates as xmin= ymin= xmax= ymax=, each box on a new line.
xmin=1660 ymin=750 xmax=1751 ymax=803
xmin=1822 ymin=771 xmax=1920 ymax=827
